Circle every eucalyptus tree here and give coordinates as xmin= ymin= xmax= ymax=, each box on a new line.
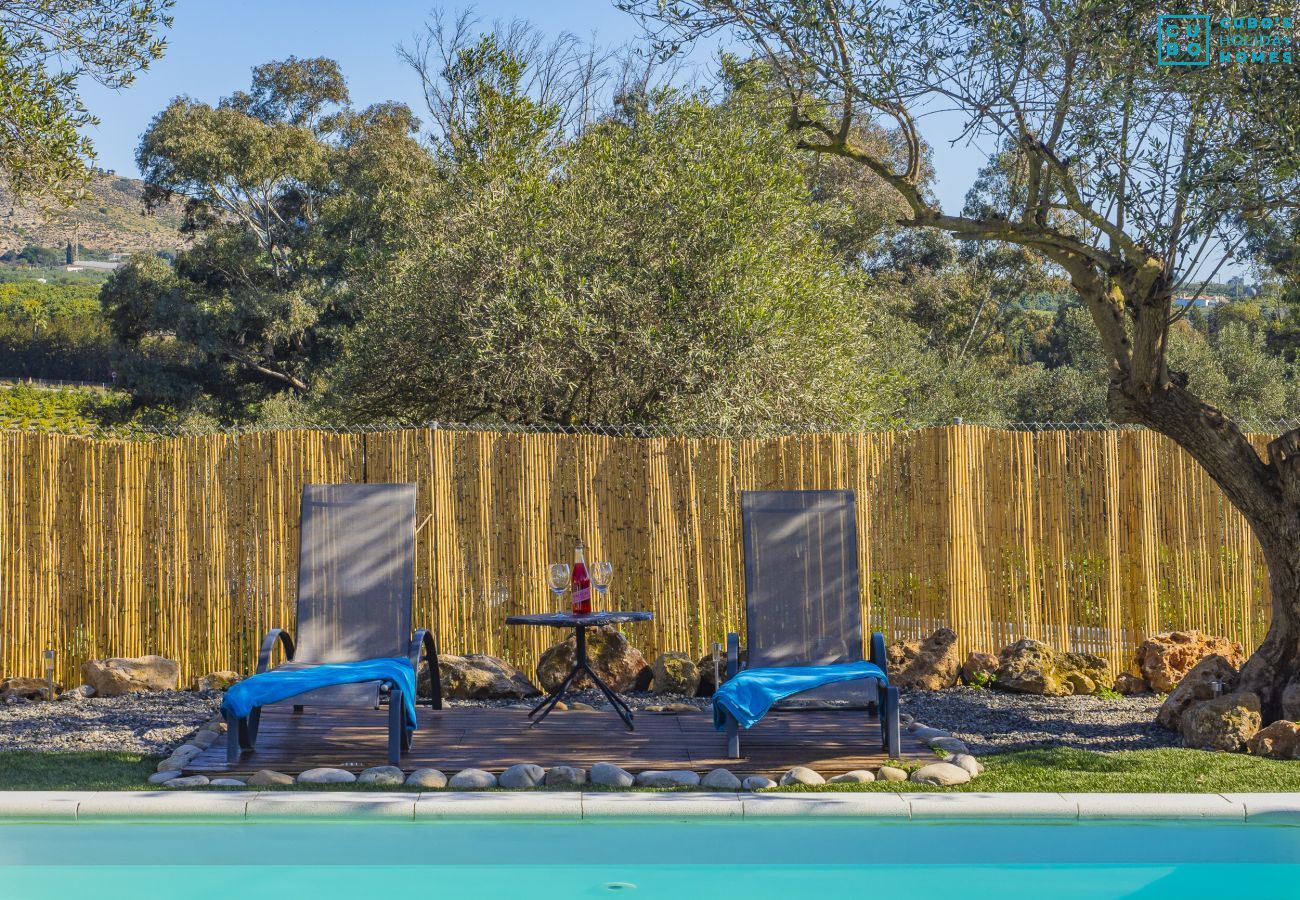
xmin=623 ymin=0 xmax=1300 ymax=716
xmin=101 ymin=58 xmax=436 ymax=412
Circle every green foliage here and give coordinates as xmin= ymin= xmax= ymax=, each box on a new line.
xmin=967 ymin=670 xmax=997 ymax=690
xmin=1094 ymin=686 xmax=1122 ymax=701
xmin=101 ymin=58 xmax=436 ymax=415
xmin=0 ymin=1 xmax=173 ymax=203
xmin=0 ymin=279 xmax=117 ymax=381
xmin=327 ymin=56 xmax=905 ymax=428
xmin=0 ymin=383 xmax=129 ymax=431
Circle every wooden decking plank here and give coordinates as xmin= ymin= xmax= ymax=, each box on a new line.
xmin=186 ymin=706 xmax=932 ymax=777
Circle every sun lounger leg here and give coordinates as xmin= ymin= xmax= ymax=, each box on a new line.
xmin=388 ymin=688 xmax=403 ymax=765
xmin=883 ymin=685 xmax=900 ymax=758
xmin=224 ymin=711 xmax=240 ymax=763
xmin=726 ymin=711 xmax=740 ymax=759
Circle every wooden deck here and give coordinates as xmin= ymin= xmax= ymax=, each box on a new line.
xmin=186 ymin=705 xmax=935 ymax=778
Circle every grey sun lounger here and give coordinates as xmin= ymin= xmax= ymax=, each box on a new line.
xmin=224 ymin=483 xmax=442 ymax=765
xmin=720 ymin=489 xmax=901 ymax=759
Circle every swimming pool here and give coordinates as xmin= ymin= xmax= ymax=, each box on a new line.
xmin=2 ymin=817 xmax=1297 ymax=900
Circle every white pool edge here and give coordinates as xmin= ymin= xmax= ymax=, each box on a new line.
xmin=0 ymin=791 xmax=1297 ymax=822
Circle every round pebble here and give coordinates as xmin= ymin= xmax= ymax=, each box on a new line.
xmin=499 ymin=764 xmax=546 ymax=788
xmin=247 ymin=769 xmax=294 ymax=786
xmin=590 ymin=762 xmax=634 ymax=788
xmin=742 ymin=775 xmax=777 ymax=791
xmin=297 ymin=767 xmax=357 ymax=784
xmin=828 ymin=769 xmax=875 ymax=784
xmin=545 ymin=766 xmax=587 ymax=787
xmin=162 ymin=775 xmax=210 ymax=788
xmin=779 ymin=766 xmax=825 ymax=786
xmin=405 ymin=768 xmax=447 ymax=789
xmin=357 ymin=765 xmax=406 ymax=786
xmin=701 ymin=768 xmax=742 ymax=790
xmin=448 ymin=768 xmax=497 ymax=789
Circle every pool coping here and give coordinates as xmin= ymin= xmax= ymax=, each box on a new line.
xmin=0 ymin=791 xmax=1297 ymax=823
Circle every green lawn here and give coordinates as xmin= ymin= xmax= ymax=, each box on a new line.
xmin=1 ymin=747 xmax=1297 ymax=793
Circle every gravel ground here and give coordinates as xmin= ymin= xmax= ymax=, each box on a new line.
xmin=1 ymin=686 xmax=1177 ymax=756
xmin=901 ymin=686 xmax=1181 ymax=754
xmin=0 ymin=692 xmax=219 ymax=755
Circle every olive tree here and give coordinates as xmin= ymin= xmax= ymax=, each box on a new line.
xmin=623 ymin=0 xmax=1300 ymax=718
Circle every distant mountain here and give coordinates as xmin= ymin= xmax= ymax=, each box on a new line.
xmin=0 ymin=172 xmax=186 ymax=258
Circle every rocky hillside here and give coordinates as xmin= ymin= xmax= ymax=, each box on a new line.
xmin=0 ymin=172 xmax=186 ymax=257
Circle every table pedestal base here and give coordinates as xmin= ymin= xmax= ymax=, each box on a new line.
xmin=528 ymin=625 xmax=636 ymax=730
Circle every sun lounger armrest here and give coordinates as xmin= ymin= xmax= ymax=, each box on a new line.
xmin=256 ymin=628 xmax=295 ymax=674
xmin=726 ymin=632 xmax=741 ymax=679
xmin=870 ymin=632 xmax=887 ymax=675
xmin=409 ymin=629 xmax=443 ymax=709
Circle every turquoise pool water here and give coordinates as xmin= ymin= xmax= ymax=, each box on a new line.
xmin=1 ymin=820 xmax=1297 ymax=899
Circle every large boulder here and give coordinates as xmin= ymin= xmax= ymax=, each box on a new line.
xmin=81 ymin=656 xmax=179 ymax=696
xmin=1156 ymin=654 xmax=1240 ymax=730
xmin=890 ymin=628 xmax=961 ymax=690
xmin=1136 ymin=631 xmax=1245 ymax=694
xmin=423 ymin=654 xmax=540 ymax=700
xmin=1247 ymin=720 xmax=1300 ymax=760
xmin=1056 ymin=651 xmax=1110 ymax=696
xmin=650 ymin=652 xmax=700 ymax=695
xmin=192 ymin=670 xmax=241 ymax=692
xmin=536 ymin=626 xmax=647 ymax=693
xmin=993 ymin=639 xmax=1106 ymax=696
xmin=996 ymin=639 xmax=1065 ymax=695
xmin=1180 ymin=691 xmax=1260 ymax=752
xmin=1112 ymin=673 xmax=1150 ymax=695
xmin=0 ymin=677 xmax=59 ymax=702
xmin=960 ymin=652 xmax=999 ymax=685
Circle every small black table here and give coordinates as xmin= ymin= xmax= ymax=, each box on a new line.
xmin=506 ymin=611 xmax=654 ymax=730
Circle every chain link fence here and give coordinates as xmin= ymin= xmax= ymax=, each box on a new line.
xmin=1 ymin=416 xmax=1297 ymax=440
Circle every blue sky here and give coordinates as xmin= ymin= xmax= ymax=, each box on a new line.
xmin=76 ymin=0 xmax=988 ymax=215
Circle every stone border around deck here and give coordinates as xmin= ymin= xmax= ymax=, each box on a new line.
xmin=0 ymin=791 xmax=1297 ymax=823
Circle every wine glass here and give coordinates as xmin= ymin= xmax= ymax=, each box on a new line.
xmin=547 ymin=563 xmax=571 ymax=609
xmin=591 ymin=560 xmax=613 ymax=608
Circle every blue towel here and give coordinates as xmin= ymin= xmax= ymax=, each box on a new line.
xmin=713 ymin=661 xmax=887 ymax=730
xmin=221 ymin=657 xmax=419 ymax=732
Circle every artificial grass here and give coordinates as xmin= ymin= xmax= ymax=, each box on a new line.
xmin=1 ymin=747 xmax=1297 ymax=793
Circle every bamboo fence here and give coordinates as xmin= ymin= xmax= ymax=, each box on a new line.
xmin=0 ymin=425 xmax=1274 ymax=686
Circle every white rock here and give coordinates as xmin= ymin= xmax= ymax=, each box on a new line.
xmin=405 ymin=768 xmax=447 ymax=789
xmin=929 ymin=736 xmax=970 ymax=754
xmin=911 ymin=726 xmax=950 ymax=741
xmin=544 ymin=766 xmax=587 ymax=787
xmin=590 ymin=762 xmax=635 ymax=788
xmin=700 ymin=768 xmax=742 ymax=790
xmin=742 ymin=775 xmax=777 ymax=791
xmin=635 ymin=769 xmax=701 ymax=788
xmin=779 ymin=766 xmax=825 ymax=786
xmin=357 ymin=765 xmax=406 ymax=786
xmin=247 ymin=769 xmax=294 ymax=786
xmin=60 ymin=685 xmax=96 ymax=701
xmin=829 ymin=769 xmax=876 ymax=784
xmin=148 ymin=770 xmax=183 ymax=784
xmin=876 ymin=766 xmax=909 ymax=782
xmin=909 ymin=762 xmax=971 ymax=786
xmin=949 ymin=753 xmax=984 ymax=776
xmin=498 ymin=763 xmax=546 ymax=788
xmin=448 ymin=768 xmax=497 ymax=789
xmin=297 ymin=767 xmax=357 ymax=785
xmin=163 ymin=775 xmax=210 ymax=788
xmin=209 ymin=778 xmax=247 ymax=786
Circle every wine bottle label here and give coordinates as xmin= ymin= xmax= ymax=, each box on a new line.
xmin=573 ymin=586 xmax=591 ymax=603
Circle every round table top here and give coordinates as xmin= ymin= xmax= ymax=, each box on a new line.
xmin=505 ymin=611 xmax=654 ymax=628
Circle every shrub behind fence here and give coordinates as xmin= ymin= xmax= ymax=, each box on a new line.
xmin=0 ymin=425 xmax=1273 ymax=686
